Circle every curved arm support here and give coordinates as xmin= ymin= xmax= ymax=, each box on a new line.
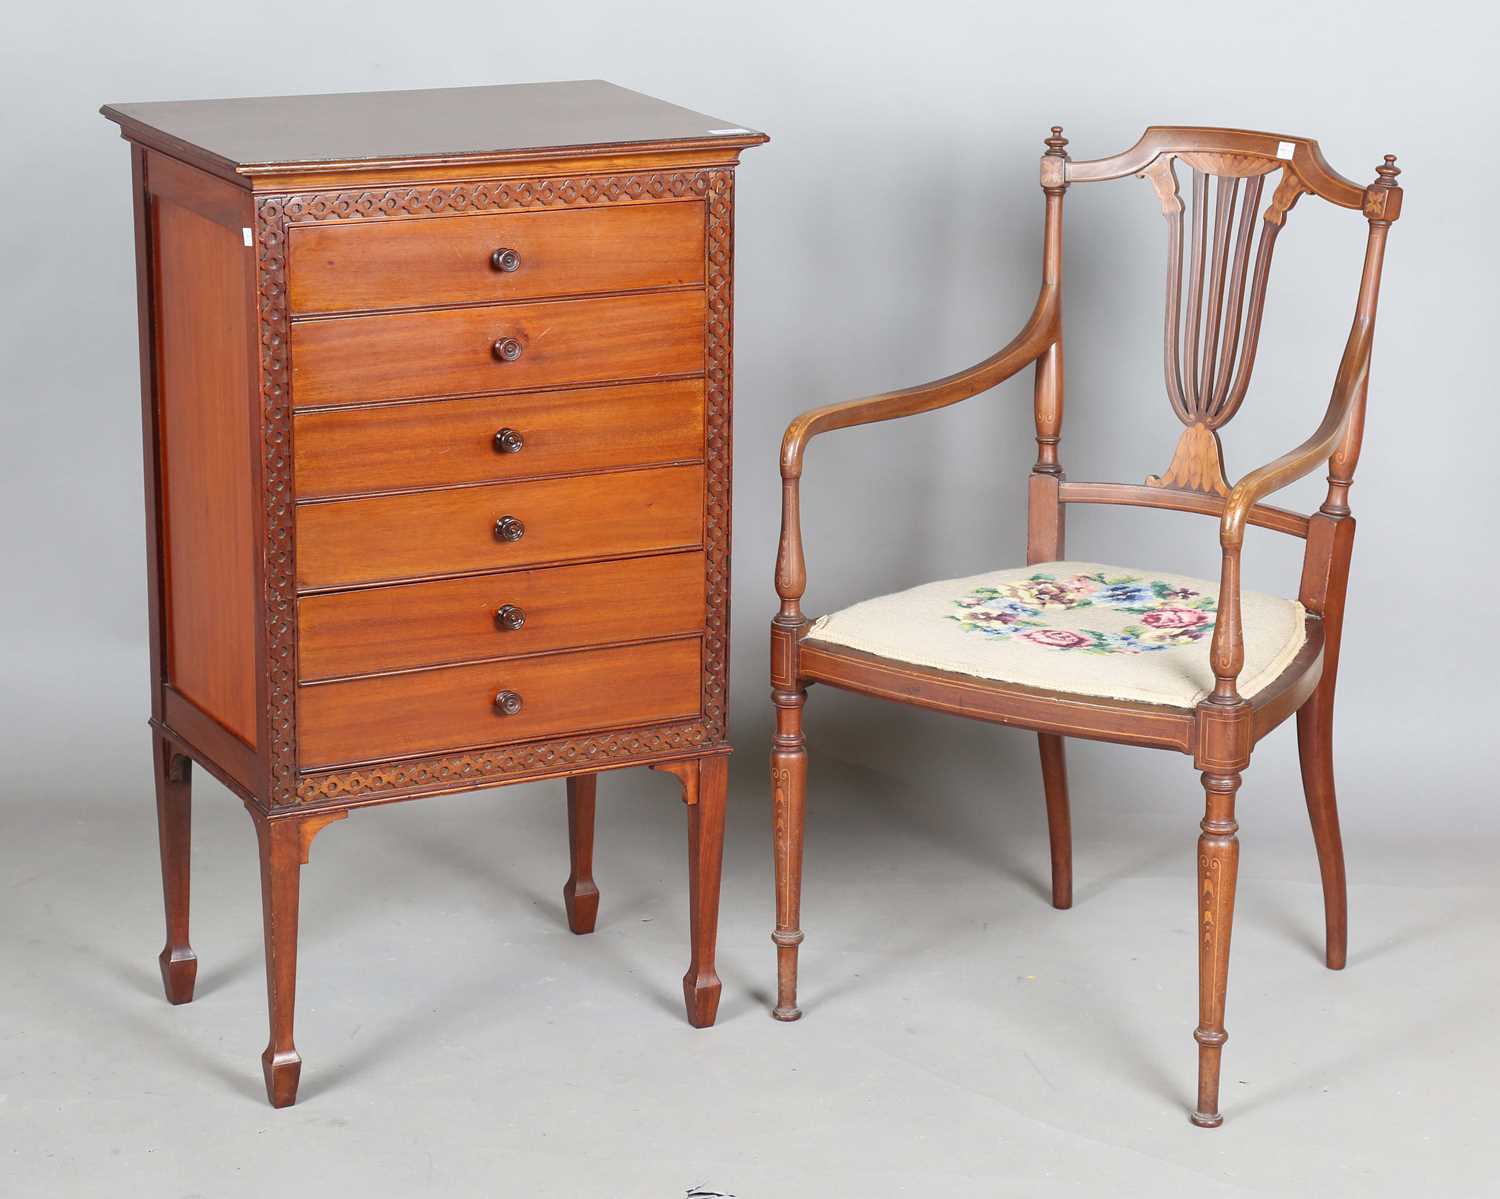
xmin=779 ymin=285 xmax=1060 ymax=481
xmin=773 ymin=286 xmax=1059 ymax=635
xmin=1206 ymin=216 xmax=1390 ymax=705
xmin=1219 ymin=322 xmax=1372 ymax=552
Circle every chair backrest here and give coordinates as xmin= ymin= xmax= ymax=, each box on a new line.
xmin=1026 ymin=125 xmax=1402 ymax=551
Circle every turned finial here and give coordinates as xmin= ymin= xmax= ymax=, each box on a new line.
xmin=1361 ymin=153 xmax=1404 ymax=221
xmin=1044 ymin=126 xmax=1070 ymax=157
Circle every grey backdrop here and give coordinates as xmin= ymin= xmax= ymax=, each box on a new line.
xmin=5 ymin=2 xmax=1499 ymax=1196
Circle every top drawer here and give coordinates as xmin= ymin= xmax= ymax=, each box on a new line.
xmin=287 ymin=201 xmax=705 ymax=316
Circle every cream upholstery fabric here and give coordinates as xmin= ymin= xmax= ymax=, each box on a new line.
xmin=806 ymin=561 xmax=1307 ymax=708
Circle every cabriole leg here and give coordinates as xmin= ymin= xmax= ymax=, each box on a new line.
xmin=771 ymin=686 xmax=807 ymax=1021
xmin=563 ymin=773 xmax=600 ymax=935
xmin=153 ymin=732 xmax=196 ymax=1005
xmin=1192 ymin=769 xmax=1241 ymax=1128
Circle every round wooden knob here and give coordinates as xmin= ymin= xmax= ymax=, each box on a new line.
xmin=493 ymin=515 xmax=525 ymax=542
xmin=493 ymin=427 xmax=525 ymax=454
xmin=493 ymin=690 xmax=523 ymax=716
xmin=492 ymin=337 xmax=523 ymax=363
xmin=495 ymin=604 xmax=526 ymax=631
xmin=490 ymin=247 xmax=522 ymax=272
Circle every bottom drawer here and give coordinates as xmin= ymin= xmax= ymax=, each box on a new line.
xmin=297 ymin=637 xmax=702 ymax=769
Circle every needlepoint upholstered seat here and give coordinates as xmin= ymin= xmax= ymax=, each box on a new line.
xmin=768 ymin=125 xmax=1404 ymax=1128
xmin=806 ymin=562 xmax=1307 ymax=709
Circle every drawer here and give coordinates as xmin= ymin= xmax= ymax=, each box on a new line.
xmin=297 ymin=637 xmax=702 ymax=768
xmin=294 ymin=379 xmax=704 ymax=499
xmin=290 ymin=290 xmax=705 ymax=409
xmin=296 ymin=464 xmax=704 ymax=590
xmin=298 ymin=551 xmax=706 ymax=681
xmin=287 ymin=202 xmax=705 ymax=315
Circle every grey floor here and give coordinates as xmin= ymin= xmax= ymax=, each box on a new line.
xmin=5 ymin=642 xmax=1498 ymax=1198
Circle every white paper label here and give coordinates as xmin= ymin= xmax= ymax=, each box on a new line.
xmin=242 ymin=227 xmax=253 ymax=247
xmin=1276 ymin=141 xmax=1296 ymax=161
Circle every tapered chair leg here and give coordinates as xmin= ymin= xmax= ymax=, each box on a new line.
xmin=252 ymin=808 xmax=345 ymax=1108
xmin=152 ymin=733 xmax=196 ymax=1005
xmin=1192 ymin=769 xmax=1241 ymax=1128
xmin=771 ymin=686 xmax=808 ymax=1022
xmin=1037 ymin=733 xmax=1072 ymax=910
xmin=563 ymin=774 xmax=600 ymax=935
xmin=1297 ymin=687 xmax=1347 ymax=970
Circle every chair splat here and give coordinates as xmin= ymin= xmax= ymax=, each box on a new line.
xmin=1139 ymin=153 xmax=1310 ymax=496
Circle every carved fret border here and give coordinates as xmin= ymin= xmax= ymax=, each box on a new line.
xmin=252 ymin=168 xmax=734 ymax=808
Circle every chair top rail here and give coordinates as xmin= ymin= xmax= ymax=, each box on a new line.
xmin=1064 ymin=126 xmax=1366 ymax=211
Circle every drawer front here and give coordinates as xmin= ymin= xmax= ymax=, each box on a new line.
xmin=287 ymin=202 xmax=705 ymax=315
xmin=296 ymin=464 xmax=704 ymax=590
xmin=294 ymin=379 xmax=704 ymax=499
xmin=297 ymin=637 xmax=703 ymax=768
xmin=298 ymin=551 xmax=706 ymax=681
xmin=290 ymin=290 xmax=705 ymax=408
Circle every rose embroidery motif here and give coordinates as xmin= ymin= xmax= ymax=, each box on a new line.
xmin=1022 ymin=629 xmax=1093 ymax=650
xmin=947 ymin=572 xmax=1217 ymax=654
xmin=1140 ymin=607 xmax=1211 ymax=629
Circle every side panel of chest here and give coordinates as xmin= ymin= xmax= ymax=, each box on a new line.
xmin=136 ymin=150 xmax=265 ymax=790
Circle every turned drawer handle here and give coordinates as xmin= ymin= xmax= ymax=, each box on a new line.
xmin=494 ymin=689 xmax=524 ymax=716
xmin=494 ymin=515 xmax=526 ymax=542
xmin=491 ymin=337 xmax=524 ymax=363
xmin=493 ymin=427 xmax=525 ymax=454
xmin=495 ymin=604 xmax=526 ymax=631
xmin=490 ymin=247 xmax=522 ymax=273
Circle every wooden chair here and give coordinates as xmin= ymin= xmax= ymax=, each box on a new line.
xmin=769 ymin=125 xmax=1403 ymax=1127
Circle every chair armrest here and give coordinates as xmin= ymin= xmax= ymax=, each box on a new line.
xmin=1204 ymin=317 xmax=1374 ymax=706
xmin=1219 ymin=317 xmax=1374 ymax=549
xmin=780 ymin=285 xmax=1060 ymax=479
xmin=772 ymin=285 xmax=1059 ymax=647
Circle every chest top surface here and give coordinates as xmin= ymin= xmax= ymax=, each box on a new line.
xmin=100 ymin=79 xmax=767 ymax=177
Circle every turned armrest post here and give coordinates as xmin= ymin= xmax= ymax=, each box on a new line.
xmin=774 ymin=473 xmax=808 ymax=633
xmin=1208 ymin=541 xmax=1246 ymax=706
xmin=773 ymin=431 xmax=810 ymax=691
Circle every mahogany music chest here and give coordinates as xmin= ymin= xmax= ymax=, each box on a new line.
xmin=101 ymin=81 xmax=765 ymax=1107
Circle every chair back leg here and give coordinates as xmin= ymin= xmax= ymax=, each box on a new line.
xmin=1037 ymin=733 xmax=1073 ymax=909
xmin=1297 ymin=687 xmax=1347 ymax=969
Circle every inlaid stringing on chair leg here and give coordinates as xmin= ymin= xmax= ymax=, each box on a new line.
xmin=563 ymin=774 xmax=600 ymax=935
xmin=1192 ymin=768 xmax=1241 ymax=1129
xmin=771 ymin=686 xmax=808 ymax=1021
xmin=1037 ymin=733 xmax=1072 ymax=910
xmin=153 ymin=734 xmax=196 ymax=1005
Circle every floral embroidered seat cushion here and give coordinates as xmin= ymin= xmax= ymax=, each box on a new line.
xmin=804 ymin=561 xmax=1308 ymax=708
